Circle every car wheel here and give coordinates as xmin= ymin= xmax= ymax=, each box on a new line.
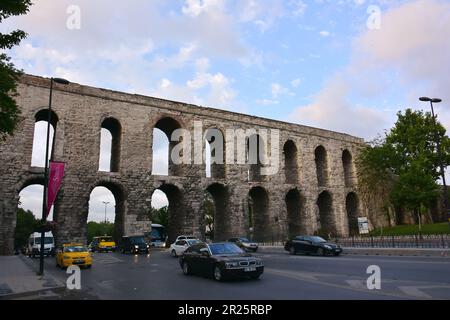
xmin=317 ymin=248 xmax=325 ymax=256
xmin=86 ymin=265 xmax=92 ymax=269
xmin=334 ymin=252 xmax=340 ymax=256
xmin=213 ymin=266 xmax=223 ymax=281
xmin=171 ymin=249 xmax=177 ymax=257
xmin=289 ymin=246 xmax=296 ymax=255
xmin=182 ymin=262 xmax=191 ymax=275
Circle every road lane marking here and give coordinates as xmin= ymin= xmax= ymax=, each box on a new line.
xmin=398 ymin=285 xmax=450 ymax=299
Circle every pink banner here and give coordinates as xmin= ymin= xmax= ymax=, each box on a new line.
xmin=46 ymin=161 xmax=65 ymax=219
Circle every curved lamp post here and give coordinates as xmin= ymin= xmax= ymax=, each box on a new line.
xmin=419 ymin=97 xmax=449 ymax=228
xmin=38 ymin=77 xmax=69 ymax=276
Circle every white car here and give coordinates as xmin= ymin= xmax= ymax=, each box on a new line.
xmin=170 ymin=238 xmax=202 ymax=257
xmin=175 ymin=235 xmax=197 ymax=242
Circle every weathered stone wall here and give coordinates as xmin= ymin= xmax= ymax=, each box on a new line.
xmin=0 ymin=74 xmax=365 ymax=254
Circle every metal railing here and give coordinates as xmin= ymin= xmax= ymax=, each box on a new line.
xmin=333 ymin=234 xmax=450 ymax=249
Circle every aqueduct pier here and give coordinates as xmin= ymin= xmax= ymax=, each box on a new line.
xmin=0 ymin=74 xmax=365 ymax=255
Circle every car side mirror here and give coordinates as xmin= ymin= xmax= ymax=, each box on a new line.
xmin=200 ymin=248 xmax=210 ymax=256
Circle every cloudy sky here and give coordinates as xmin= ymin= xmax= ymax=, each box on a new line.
xmin=3 ymin=0 xmax=450 ymax=221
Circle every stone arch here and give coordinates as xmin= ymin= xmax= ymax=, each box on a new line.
xmin=346 ymin=192 xmax=359 ymax=236
xmin=152 ymin=116 xmax=183 ymax=176
xmin=342 ymin=149 xmax=355 ymax=187
xmin=315 ymin=145 xmax=328 ymax=187
xmin=100 ymin=117 xmax=122 ymax=172
xmin=86 ymin=181 xmax=126 ymax=242
xmin=316 ymin=190 xmax=334 ymax=238
xmin=31 ymin=109 xmax=59 ymax=167
xmin=152 ymin=183 xmax=185 ymax=244
xmin=247 ymin=134 xmax=265 ymax=182
xmin=283 ymin=140 xmax=299 ymax=184
xmin=205 ymin=183 xmax=231 ymax=241
xmin=248 ymin=186 xmax=271 ymax=242
xmin=285 ymin=188 xmax=306 ymax=238
xmin=205 ymin=128 xmax=225 ymax=179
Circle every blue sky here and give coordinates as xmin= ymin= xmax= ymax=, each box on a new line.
xmin=3 ymin=0 xmax=450 ymax=222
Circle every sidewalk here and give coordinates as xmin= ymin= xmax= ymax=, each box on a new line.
xmin=0 ymin=255 xmax=65 ymax=299
xmin=259 ymin=246 xmax=450 ymax=257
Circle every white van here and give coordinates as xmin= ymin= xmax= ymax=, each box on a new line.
xmin=27 ymin=232 xmax=55 ymax=257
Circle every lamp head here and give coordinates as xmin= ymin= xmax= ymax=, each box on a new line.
xmin=52 ymin=78 xmax=70 ymax=85
xmin=431 ymin=98 xmax=442 ymax=103
xmin=419 ymin=97 xmax=431 ymax=102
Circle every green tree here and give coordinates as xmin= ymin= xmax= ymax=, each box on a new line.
xmin=357 ymin=108 xmax=449 ymax=226
xmin=151 ymin=206 xmax=169 ymax=227
xmin=0 ymin=0 xmax=33 ymax=140
xmin=14 ymin=208 xmax=37 ymax=249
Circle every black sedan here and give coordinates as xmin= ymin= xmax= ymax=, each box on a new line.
xmin=284 ymin=236 xmax=342 ymax=256
xmin=179 ymin=242 xmax=264 ymax=281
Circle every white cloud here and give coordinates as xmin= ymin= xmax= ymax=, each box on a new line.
xmin=291 ymin=78 xmax=302 ymax=88
xmin=319 ymin=30 xmax=330 ymax=37
xmin=291 ymin=0 xmax=450 ymax=139
xmin=271 ymin=82 xmax=293 ymax=99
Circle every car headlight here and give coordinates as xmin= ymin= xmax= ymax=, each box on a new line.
xmin=147 ymin=244 xmax=149 ymax=248
xmin=255 ymin=260 xmax=263 ymax=266
xmin=324 ymin=245 xmax=332 ymax=250
xmin=134 ymin=245 xmax=139 ymax=249
xmin=225 ymin=262 xmax=239 ymax=268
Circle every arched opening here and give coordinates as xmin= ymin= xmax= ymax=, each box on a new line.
xmin=152 ymin=117 xmax=182 ymax=176
xmin=87 ymin=183 xmax=124 ymax=243
xmin=317 ymin=191 xmax=334 ymax=238
xmin=286 ymin=189 xmax=305 ymax=239
xmin=99 ymin=118 xmax=121 ymax=172
xmin=205 ymin=128 xmax=225 ymax=179
xmin=342 ymin=149 xmax=355 ymax=187
xmin=284 ymin=140 xmax=298 ymax=184
xmin=31 ymin=109 xmax=58 ymax=167
xmin=204 ymin=183 xmax=230 ymax=241
xmin=247 ymin=134 xmax=265 ymax=182
xmin=15 ymin=179 xmax=55 ymax=252
xmin=151 ymin=184 xmax=184 ymax=244
xmin=346 ymin=192 xmax=359 ymax=236
xmin=315 ymin=145 xmax=328 ymax=187
xmin=248 ymin=187 xmax=271 ymax=242
xmin=18 ymin=180 xmax=54 ymax=221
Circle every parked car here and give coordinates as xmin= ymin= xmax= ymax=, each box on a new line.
xmin=179 ymin=242 xmax=264 ymax=281
xmin=170 ymin=238 xmax=202 ymax=257
xmin=89 ymin=236 xmax=117 ymax=252
xmin=284 ymin=236 xmax=342 ymax=256
xmin=56 ymin=243 xmax=92 ymax=268
xmin=119 ymin=235 xmax=150 ymax=254
xmin=228 ymin=237 xmax=258 ymax=252
xmin=175 ymin=235 xmax=198 ymax=242
xmin=27 ymin=231 xmax=55 ymax=258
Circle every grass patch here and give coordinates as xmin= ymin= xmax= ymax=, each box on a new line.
xmin=370 ymin=222 xmax=450 ymax=236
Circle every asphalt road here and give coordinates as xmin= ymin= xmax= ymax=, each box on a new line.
xmin=26 ymin=250 xmax=450 ymax=300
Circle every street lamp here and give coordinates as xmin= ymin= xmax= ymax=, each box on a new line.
xmin=419 ymin=97 xmax=449 ymax=228
xmin=39 ymin=77 xmax=70 ymax=276
xmin=103 ymin=201 xmax=110 ymax=223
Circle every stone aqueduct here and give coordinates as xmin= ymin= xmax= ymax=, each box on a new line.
xmin=0 ymin=74 xmax=366 ymax=255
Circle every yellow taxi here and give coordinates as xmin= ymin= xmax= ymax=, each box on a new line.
xmin=89 ymin=236 xmax=117 ymax=252
xmin=56 ymin=243 xmax=93 ymax=268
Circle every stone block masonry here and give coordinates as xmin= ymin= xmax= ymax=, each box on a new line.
xmin=0 ymin=74 xmax=365 ymax=254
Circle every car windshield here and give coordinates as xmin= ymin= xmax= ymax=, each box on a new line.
xmin=64 ymin=246 xmax=88 ymax=252
xmin=34 ymin=237 xmax=53 ymax=244
xmin=186 ymin=239 xmax=201 ymax=246
xmin=310 ymin=236 xmax=327 ymax=243
xmin=239 ymin=238 xmax=250 ymax=242
xmin=209 ymin=243 xmax=244 ymax=255
xmin=130 ymin=237 xmax=146 ymax=244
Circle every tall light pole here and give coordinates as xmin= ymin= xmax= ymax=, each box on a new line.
xmin=419 ymin=97 xmax=449 ymax=228
xmin=39 ymin=77 xmax=69 ymax=276
xmin=102 ymin=201 xmax=110 ymax=223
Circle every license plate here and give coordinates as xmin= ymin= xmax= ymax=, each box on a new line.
xmin=244 ymin=267 xmax=256 ymax=272
xmin=74 ymin=259 xmax=84 ymax=264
